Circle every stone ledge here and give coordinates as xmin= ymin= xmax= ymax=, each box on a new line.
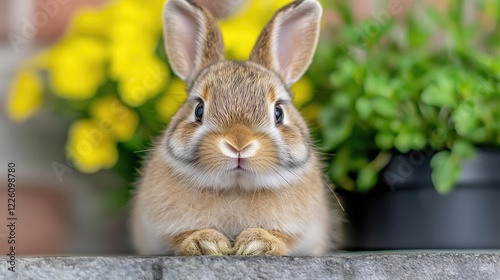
xmin=2 ymin=252 xmax=500 ymax=280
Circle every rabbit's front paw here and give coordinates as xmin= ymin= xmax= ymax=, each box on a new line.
xmin=173 ymin=229 xmax=232 ymax=256
xmin=233 ymin=228 xmax=291 ymax=256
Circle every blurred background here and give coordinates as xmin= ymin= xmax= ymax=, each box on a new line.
xmin=1 ymin=0 xmax=499 ymax=255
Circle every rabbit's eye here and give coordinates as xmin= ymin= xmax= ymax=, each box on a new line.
xmin=195 ymin=102 xmax=204 ymax=122
xmin=275 ymin=104 xmax=284 ymax=125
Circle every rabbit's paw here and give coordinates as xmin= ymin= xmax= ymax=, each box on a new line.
xmin=173 ymin=229 xmax=232 ymax=256
xmin=233 ymin=228 xmax=290 ymax=256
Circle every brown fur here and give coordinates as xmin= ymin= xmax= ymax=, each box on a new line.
xmin=132 ymin=140 xmax=335 ymax=254
xmin=172 ymin=229 xmax=232 ymax=256
xmin=234 ymin=228 xmax=294 ymax=255
xmin=131 ymin=0 xmax=343 ymax=256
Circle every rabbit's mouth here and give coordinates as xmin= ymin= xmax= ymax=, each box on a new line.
xmin=232 ymin=166 xmax=245 ymax=171
xmin=230 ymin=158 xmax=248 ymax=171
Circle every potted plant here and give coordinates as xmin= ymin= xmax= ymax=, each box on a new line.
xmin=310 ymin=1 xmax=500 ymax=249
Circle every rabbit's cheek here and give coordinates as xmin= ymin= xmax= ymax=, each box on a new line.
xmin=275 ymin=125 xmax=309 ymax=166
xmin=166 ymin=122 xmax=202 ymax=161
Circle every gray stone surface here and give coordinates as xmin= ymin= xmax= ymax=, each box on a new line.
xmin=1 ymin=252 xmax=500 ymax=280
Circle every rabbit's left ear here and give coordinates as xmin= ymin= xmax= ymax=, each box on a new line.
xmin=163 ymin=0 xmax=225 ymax=84
xmin=250 ymin=0 xmax=322 ymax=86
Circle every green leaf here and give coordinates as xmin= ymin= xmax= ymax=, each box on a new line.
xmin=318 ymin=106 xmax=334 ymax=124
xmin=451 ymin=139 xmax=476 ymax=160
xmin=350 ymin=157 xmax=370 ymax=169
xmin=454 ymin=101 xmax=480 ymax=136
xmin=421 ymin=84 xmax=455 ymax=107
xmin=430 ymin=151 xmax=461 ymax=194
xmin=466 ymin=127 xmax=489 ymax=142
xmin=394 ymin=131 xmax=413 ymax=153
xmin=408 ymin=14 xmax=432 ymax=47
xmin=373 ymin=97 xmax=397 ymax=118
xmin=389 ymin=119 xmax=402 ymax=131
xmin=332 ymin=92 xmax=352 ymax=110
xmin=375 ymin=132 xmax=395 ymax=150
xmin=394 ymin=130 xmax=426 ymax=153
xmin=364 ymin=72 xmax=389 ymax=97
xmin=331 ymin=147 xmax=351 ymax=180
xmin=330 ymin=59 xmax=355 ymax=86
xmin=321 ymin=114 xmax=354 ymax=149
xmin=355 ymin=97 xmax=373 ymax=119
xmin=356 ymin=165 xmax=377 ymax=192
xmin=424 ymin=6 xmax=442 ymax=25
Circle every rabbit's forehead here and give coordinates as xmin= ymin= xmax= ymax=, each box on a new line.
xmin=196 ymin=61 xmax=288 ymax=100
xmin=192 ymin=62 xmax=289 ymax=124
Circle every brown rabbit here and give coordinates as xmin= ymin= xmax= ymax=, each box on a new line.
xmin=131 ymin=0 xmax=343 ymax=255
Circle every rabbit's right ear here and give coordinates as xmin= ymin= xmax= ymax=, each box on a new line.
xmin=163 ymin=0 xmax=225 ymax=84
xmin=250 ymin=0 xmax=322 ymax=87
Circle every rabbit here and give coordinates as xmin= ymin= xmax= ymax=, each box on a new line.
xmin=130 ymin=0 xmax=343 ymax=256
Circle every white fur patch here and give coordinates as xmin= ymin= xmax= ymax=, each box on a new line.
xmin=163 ymin=153 xmax=310 ymax=191
xmin=291 ymin=210 xmax=326 ymax=255
xmin=237 ymin=240 xmax=266 ymax=255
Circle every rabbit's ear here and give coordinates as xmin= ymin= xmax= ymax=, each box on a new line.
xmin=163 ymin=0 xmax=225 ymax=83
xmin=250 ymin=0 xmax=322 ymax=86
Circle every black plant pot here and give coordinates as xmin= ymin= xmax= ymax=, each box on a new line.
xmin=341 ymin=148 xmax=500 ymax=250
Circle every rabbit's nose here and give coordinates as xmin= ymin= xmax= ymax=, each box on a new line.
xmin=219 ymin=139 xmax=259 ymax=159
xmin=219 ymin=125 xmax=259 ymax=158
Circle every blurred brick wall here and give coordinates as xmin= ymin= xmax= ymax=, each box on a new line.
xmin=33 ymin=0 xmax=106 ymax=43
xmin=0 ymin=0 xmax=106 ymax=44
xmin=0 ymin=0 xmax=455 ymax=45
xmin=0 ymin=1 xmax=8 ymax=40
xmin=0 ymin=188 xmax=72 ymax=255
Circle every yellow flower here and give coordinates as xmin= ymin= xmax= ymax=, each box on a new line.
xmin=110 ymin=0 xmax=160 ymax=34
xmin=109 ymin=42 xmax=157 ymax=80
xmin=6 ymin=70 xmax=43 ymax=122
xmin=90 ymin=96 xmax=139 ymax=142
xmin=219 ymin=0 xmax=291 ymax=60
xmin=49 ymin=37 xmax=107 ymax=100
xmin=69 ymin=5 xmax=113 ymax=37
xmin=292 ymin=78 xmax=314 ymax=107
xmin=219 ymin=21 xmax=260 ymax=60
xmin=107 ymin=0 xmax=161 ymax=80
xmin=156 ymin=79 xmax=187 ymax=122
xmin=66 ymin=119 xmax=118 ymax=173
xmin=141 ymin=0 xmax=166 ymax=19
xmin=118 ymin=57 xmax=169 ymax=107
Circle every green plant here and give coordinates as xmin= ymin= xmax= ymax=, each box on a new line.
xmin=310 ymin=0 xmax=500 ymax=193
